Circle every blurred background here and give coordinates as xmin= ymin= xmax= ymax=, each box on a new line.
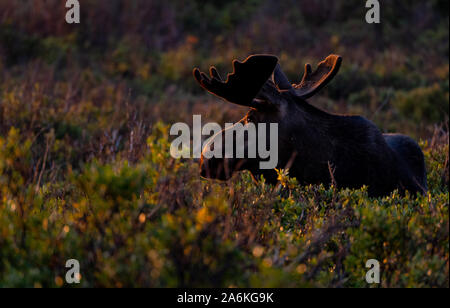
xmin=1 ymin=0 xmax=448 ymax=144
xmin=0 ymin=0 xmax=448 ymax=288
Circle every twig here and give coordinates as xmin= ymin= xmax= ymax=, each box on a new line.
xmin=35 ymin=136 xmax=50 ymax=193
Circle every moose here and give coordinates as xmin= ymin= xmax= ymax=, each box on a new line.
xmin=193 ymin=54 xmax=427 ymax=197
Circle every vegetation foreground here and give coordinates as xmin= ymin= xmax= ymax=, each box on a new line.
xmin=0 ymin=122 xmax=448 ymax=287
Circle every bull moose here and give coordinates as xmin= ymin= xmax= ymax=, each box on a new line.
xmin=193 ymin=54 xmax=427 ymax=197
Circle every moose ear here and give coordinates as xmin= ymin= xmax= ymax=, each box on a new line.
xmin=292 ymin=54 xmax=342 ymax=99
xmin=193 ymin=54 xmax=278 ymax=108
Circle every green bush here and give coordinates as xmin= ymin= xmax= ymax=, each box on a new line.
xmin=393 ymin=83 xmax=449 ymax=123
xmin=0 ymin=125 xmax=448 ymax=287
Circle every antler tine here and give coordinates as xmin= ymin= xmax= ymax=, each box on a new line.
xmin=300 ymin=63 xmax=313 ymax=84
xmin=209 ymin=66 xmax=222 ymax=80
xmin=193 ymin=55 xmax=278 ymax=108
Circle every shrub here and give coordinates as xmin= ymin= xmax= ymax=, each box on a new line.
xmin=0 ymin=125 xmax=448 ymax=287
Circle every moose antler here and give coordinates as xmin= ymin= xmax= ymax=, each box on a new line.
xmin=193 ymin=55 xmax=278 ymax=108
xmin=272 ymin=54 xmax=342 ymax=99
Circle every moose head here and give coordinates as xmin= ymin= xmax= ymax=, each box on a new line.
xmin=193 ymin=54 xmax=427 ymax=197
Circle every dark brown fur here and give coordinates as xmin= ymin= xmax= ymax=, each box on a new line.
xmin=195 ymin=55 xmax=427 ymax=197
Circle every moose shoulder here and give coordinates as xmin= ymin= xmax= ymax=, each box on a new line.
xmin=193 ymin=54 xmax=427 ymax=197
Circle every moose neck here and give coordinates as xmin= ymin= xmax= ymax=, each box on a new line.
xmin=288 ymin=94 xmax=336 ymax=133
xmin=280 ymin=95 xmax=337 ymax=169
